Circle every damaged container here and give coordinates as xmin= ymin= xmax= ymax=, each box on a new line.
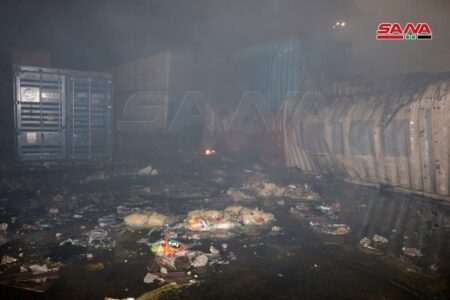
xmin=13 ymin=65 xmax=112 ymax=162
xmin=278 ymin=73 xmax=450 ymax=198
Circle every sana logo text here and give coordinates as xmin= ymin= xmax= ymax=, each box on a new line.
xmin=376 ymin=23 xmax=432 ymax=40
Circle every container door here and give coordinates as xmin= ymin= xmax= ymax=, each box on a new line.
xmin=68 ymin=75 xmax=112 ymax=160
xmin=14 ymin=68 xmax=66 ymax=161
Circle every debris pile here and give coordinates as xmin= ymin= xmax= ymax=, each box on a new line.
xmin=227 ymin=176 xmax=305 ymax=201
xmin=137 ymin=165 xmax=159 ymax=176
xmin=185 ymin=206 xmax=275 ymax=231
xmin=124 ymin=212 xmax=169 ymax=229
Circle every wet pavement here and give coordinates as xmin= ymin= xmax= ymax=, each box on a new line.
xmin=0 ymin=153 xmax=449 ymax=299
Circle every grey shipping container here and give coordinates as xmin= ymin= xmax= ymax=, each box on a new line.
xmin=13 ymin=66 xmax=112 ymax=162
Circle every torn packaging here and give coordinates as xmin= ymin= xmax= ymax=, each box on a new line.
xmin=150 ymin=237 xmax=186 ymax=257
xmin=186 ymin=210 xmax=239 ymax=231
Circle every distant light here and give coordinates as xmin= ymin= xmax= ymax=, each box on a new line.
xmin=204 ymin=147 xmax=216 ymax=156
xmin=332 ymin=20 xmax=347 ymax=29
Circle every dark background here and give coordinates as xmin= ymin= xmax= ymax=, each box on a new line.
xmin=1 ymin=0 xmax=449 ymax=79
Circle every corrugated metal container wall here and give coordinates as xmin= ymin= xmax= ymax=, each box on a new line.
xmin=111 ymin=51 xmax=192 ymax=93
xmin=13 ymin=66 xmax=112 ymax=162
xmin=14 ymin=66 xmax=66 ymax=161
xmin=12 ymin=49 xmax=51 ymax=68
xmin=67 ymin=72 xmax=112 ymax=160
xmin=232 ymin=38 xmax=349 ymax=111
xmin=279 ymin=76 xmax=450 ymax=199
xmin=111 ymin=51 xmax=193 ymax=132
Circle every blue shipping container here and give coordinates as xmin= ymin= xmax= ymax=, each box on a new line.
xmin=233 ymin=38 xmax=350 ymax=111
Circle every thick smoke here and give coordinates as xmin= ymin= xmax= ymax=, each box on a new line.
xmin=340 ymin=0 xmax=450 ymax=79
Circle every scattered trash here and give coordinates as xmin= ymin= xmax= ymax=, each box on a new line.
xmin=209 ymin=258 xmax=229 ymax=265
xmin=124 ymin=212 xmax=168 ymax=229
xmin=241 ymin=178 xmax=285 ymax=198
xmin=99 ymin=215 xmax=119 ymax=228
xmin=59 ymin=238 xmax=85 ymax=247
xmin=87 ymin=228 xmax=114 ymax=248
xmin=302 ymin=184 xmax=320 ymax=201
xmin=276 ymin=199 xmax=286 ymax=206
xmin=2 ymin=255 xmax=18 ymax=264
xmin=290 ymin=203 xmax=312 ymax=213
xmin=209 ymin=245 xmax=220 ymax=255
xmin=48 ymin=208 xmax=59 ymax=215
xmin=185 ymin=206 xmax=275 ymax=232
xmin=309 ymin=222 xmax=350 ymax=235
xmin=137 ymin=165 xmax=158 ymax=176
xmin=402 ymin=247 xmax=423 ymax=257
xmin=359 ymin=237 xmax=375 ymax=250
xmin=224 ymin=205 xmax=245 ymax=216
xmin=372 ymin=234 xmax=389 ymax=244
xmin=185 ymin=210 xmax=239 ymax=231
xmin=227 ymin=188 xmax=256 ymax=202
xmin=0 ymin=223 xmax=8 ymax=231
xmin=282 ymin=185 xmax=304 ymax=198
xmin=241 ymin=208 xmax=275 ymax=226
xmin=317 ymin=204 xmax=342 ymax=214
xmin=271 ymin=226 xmax=282 ymax=232
xmin=192 ymin=254 xmax=209 ymax=268
xmin=150 ymin=237 xmax=186 ymax=257
xmin=360 ymin=234 xmax=389 ymax=250
xmin=144 ymin=272 xmax=163 ymax=283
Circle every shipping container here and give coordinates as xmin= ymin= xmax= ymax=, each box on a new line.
xmin=67 ymin=71 xmax=113 ymax=160
xmin=12 ymin=49 xmax=51 ymax=68
xmin=13 ymin=66 xmax=112 ymax=162
xmin=278 ymin=73 xmax=450 ymax=199
xmin=232 ymin=38 xmax=350 ymax=111
xmin=111 ymin=51 xmax=193 ymax=94
xmin=111 ymin=51 xmax=193 ymax=133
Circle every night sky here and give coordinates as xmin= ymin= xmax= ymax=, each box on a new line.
xmin=0 ymin=0 xmax=449 ymax=78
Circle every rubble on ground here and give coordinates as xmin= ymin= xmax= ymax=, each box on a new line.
xmin=124 ymin=212 xmax=169 ymax=229
xmin=0 ymin=160 xmax=447 ymax=298
xmin=309 ymin=222 xmax=350 ymax=235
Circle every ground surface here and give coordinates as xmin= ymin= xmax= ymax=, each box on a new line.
xmin=0 ymin=153 xmax=449 ymax=299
